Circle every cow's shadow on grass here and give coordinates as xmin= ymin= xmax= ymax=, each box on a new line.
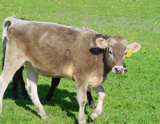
xmin=3 ymin=83 xmax=90 ymax=123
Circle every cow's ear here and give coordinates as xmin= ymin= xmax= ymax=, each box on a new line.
xmin=127 ymin=42 xmax=141 ymax=53
xmin=96 ymin=38 xmax=108 ymax=49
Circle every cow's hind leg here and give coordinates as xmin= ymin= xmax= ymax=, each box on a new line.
xmin=25 ymin=66 xmax=48 ymax=119
xmin=12 ymin=66 xmax=29 ymax=99
xmin=46 ymin=78 xmax=60 ymax=101
xmin=18 ymin=66 xmax=29 ymax=99
xmin=0 ymin=62 xmax=24 ymax=116
xmin=89 ymin=85 xmax=105 ymax=123
xmin=12 ymin=72 xmax=19 ymax=99
xmin=0 ymin=71 xmax=13 ymax=116
xmin=87 ymin=88 xmax=95 ymax=108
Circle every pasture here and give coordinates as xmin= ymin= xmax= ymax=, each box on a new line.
xmin=0 ymin=0 xmax=160 ymax=123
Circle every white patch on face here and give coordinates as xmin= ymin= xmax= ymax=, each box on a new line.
xmin=112 ymin=65 xmax=125 ymax=74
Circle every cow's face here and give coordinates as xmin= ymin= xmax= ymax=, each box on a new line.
xmin=96 ymin=36 xmax=128 ymax=74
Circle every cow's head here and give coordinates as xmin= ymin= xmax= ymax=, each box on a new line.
xmin=96 ymin=36 xmax=141 ymax=74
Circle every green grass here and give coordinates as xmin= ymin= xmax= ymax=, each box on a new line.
xmin=0 ymin=0 xmax=160 ymax=123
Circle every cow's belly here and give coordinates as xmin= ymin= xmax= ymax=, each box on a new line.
xmin=25 ymin=62 xmax=74 ymax=80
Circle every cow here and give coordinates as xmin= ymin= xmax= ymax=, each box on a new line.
xmin=0 ymin=16 xmax=141 ymax=124
xmin=2 ymin=16 xmax=96 ymax=108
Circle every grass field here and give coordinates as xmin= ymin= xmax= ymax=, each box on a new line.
xmin=0 ymin=0 xmax=160 ymax=123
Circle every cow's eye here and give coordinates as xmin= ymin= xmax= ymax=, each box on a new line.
xmin=108 ymin=50 xmax=112 ymax=55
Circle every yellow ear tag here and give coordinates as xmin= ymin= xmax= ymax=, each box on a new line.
xmin=126 ymin=49 xmax=132 ymax=57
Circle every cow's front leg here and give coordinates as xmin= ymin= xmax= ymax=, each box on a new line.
xmin=89 ymin=85 xmax=105 ymax=123
xmin=76 ymin=80 xmax=88 ymax=124
xmin=25 ymin=66 xmax=48 ymax=119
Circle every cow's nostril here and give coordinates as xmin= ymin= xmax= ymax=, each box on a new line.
xmin=115 ymin=67 xmax=124 ymax=74
xmin=115 ymin=67 xmax=118 ymax=72
xmin=124 ymin=68 xmax=128 ymax=73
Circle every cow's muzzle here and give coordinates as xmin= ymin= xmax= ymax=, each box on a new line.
xmin=112 ymin=66 xmax=128 ymax=74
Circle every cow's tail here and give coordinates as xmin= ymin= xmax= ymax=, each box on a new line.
xmin=2 ymin=16 xmax=14 ymax=69
xmin=2 ymin=16 xmax=13 ymax=43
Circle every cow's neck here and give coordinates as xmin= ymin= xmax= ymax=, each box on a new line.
xmin=87 ymin=50 xmax=111 ymax=88
xmin=103 ymin=51 xmax=111 ymax=76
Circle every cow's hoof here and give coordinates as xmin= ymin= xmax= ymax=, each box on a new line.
xmin=78 ymin=120 xmax=86 ymax=124
xmin=40 ymin=113 xmax=49 ymax=119
xmin=44 ymin=117 xmax=49 ymax=120
xmin=45 ymin=95 xmax=52 ymax=101
xmin=23 ymin=95 xmax=30 ymax=100
xmin=89 ymin=101 xmax=95 ymax=109
xmin=41 ymin=116 xmax=49 ymax=119
xmin=93 ymin=106 xmax=97 ymax=110
xmin=22 ymin=92 xmax=29 ymax=100
xmin=88 ymin=116 xmax=94 ymax=123
xmin=12 ymin=94 xmax=19 ymax=99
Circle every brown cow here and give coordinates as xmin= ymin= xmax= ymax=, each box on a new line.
xmin=0 ymin=16 xmax=141 ymax=124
